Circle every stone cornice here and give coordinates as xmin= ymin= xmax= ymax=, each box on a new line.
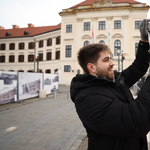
xmin=92 ymin=17 xmax=98 ymax=21
xmin=96 ymin=34 xmax=107 ymax=39
xmin=112 ymin=33 xmax=123 ymax=39
xmin=106 ymin=16 xmax=113 ymax=20
xmin=133 ymin=36 xmax=140 ymax=38
xmin=122 ymin=15 xmax=129 ymax=20
xmin=64 ymin=38 xmax=74 ymax=41
xmin=81 ymin=35 xmax=92 ymax=39
xmin=76 ymin=18 xmax=83 ymax=22
xmin=59 ymin=5 xmax=150 ymax=16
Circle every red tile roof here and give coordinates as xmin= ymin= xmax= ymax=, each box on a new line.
xmin=71 ymin=0 xmax=141 ymax=8
xmin=0 ymin=23 xmax=61 ymax=39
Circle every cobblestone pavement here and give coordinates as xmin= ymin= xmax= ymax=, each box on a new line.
xmin=0 ymin=93 xmax=86 ymax=150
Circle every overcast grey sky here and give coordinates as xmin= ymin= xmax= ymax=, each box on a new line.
xmin=0 ymin=0 xmax=150 ymax=29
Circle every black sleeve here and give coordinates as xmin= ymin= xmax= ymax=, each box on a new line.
xmin=121 ymin=40 xmax=150 ymax=87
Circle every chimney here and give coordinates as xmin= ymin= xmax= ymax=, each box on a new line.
xmin=12 ymin=25 xmax=19 ymax=29
xmin=28 ymin=23 xmax=34 ymax=28
xmin=0 ymin=26 xmax=5 ymax=30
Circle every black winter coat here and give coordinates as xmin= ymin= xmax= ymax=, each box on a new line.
xmin=70 ymin=41 xmax=150 ymax=150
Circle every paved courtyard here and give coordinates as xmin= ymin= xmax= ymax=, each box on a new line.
xmin=0 ymin=93 xmax=86 ymax=150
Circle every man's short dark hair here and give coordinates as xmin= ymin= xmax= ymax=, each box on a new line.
xmin=77 ymin=43 xmax=111 ymax=74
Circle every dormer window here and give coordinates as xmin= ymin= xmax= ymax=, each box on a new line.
xmin=24 ymin=31 xmax=30 ymax=35
xmin=5 ymin=32 xmax=11 ymax=36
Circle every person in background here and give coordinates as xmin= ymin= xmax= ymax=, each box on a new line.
xmin=70 ymin=19 xmax=150 ymax=150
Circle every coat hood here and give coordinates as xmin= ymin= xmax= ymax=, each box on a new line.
xmin=70 ymin=74 xmax=112 ymax=102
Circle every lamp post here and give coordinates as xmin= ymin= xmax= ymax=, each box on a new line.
xmin=117 ymin=49 xmax=121 ymax=72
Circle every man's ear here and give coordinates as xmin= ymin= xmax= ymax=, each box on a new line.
xmin=87 ymin=63 xmax=96 ymax=74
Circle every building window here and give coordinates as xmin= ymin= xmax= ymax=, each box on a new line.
xmin=84 ymin=22 xmax=90 ymax=31
xmin=84 ymin=41 xmax=90 ymax=46
xmin=66 ymin=25 xmax=72 ymax=33
xmin=64 ymin=65 xmax=71 ymax=72
xmin=28 ymin=54 xmax=34 ymax=62
xmin=28 ymin=42 xmax=35 ymax=49
xmin=39 ymin=53 xmax=43 ymax=61
xmin=56 ymin=51 xmax=60 ymax=60
xmin=114 ymin=40 xmax=121 ymax=56
xmin=45 ymin=69 xmax=51 ymax=73
xmin=28 ymin=70 xmax=33 ymax=72
xmin=18 ymin=55 xmax=24 ymax=62
xmin=99 ymin=40 xmax=105 ymax=44
xmin=18 ymin=70 xmax=24 ymax=72
xmin=9 ymin=55 xmax=15 ymax=62
xmin=0 ymin=56 xmax=5 ymax=62
xmin=9 ymin=43 xmax=15 ymax=50
xmin=0 ymin=43 xmax=6 ymax=50
xmin=39 ymin=40 xmax=43 ymax=48
xmin=135 ymin=21 xmax=142 ymax=29
xmin=99 ymin=21 xmax=105 ymax=30
xmin=54 ymin=69 xmax=58 ymax=74
xmin=47 ymin=38 xmax=52 ymax=46
xmin=135 ymin=43 xmax=139 ymax=55
xmin=65 ymin=45 xmax=71 ymax=57
xmin=114 ymin=20 xmax=121 ymax=29
xmin=47 ymin=52 xmax=52 ymax=60
xmin=19 ymin=43 xmax=25 ymax=50
xmin=56 ymin=36 xmax=61 ymax=45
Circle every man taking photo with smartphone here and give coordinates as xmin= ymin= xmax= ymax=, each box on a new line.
xmin=70 ymin=19 xmax=150 ymax=150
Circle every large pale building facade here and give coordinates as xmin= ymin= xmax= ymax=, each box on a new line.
xmin=0 ymin=0 xmax=150 ymax=85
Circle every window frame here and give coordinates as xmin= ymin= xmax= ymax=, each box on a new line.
xmin=56 ymin=51 xmax=60 ymax=60
xmin=84 ymin=22 xmax=90 ymax=31
xmin=47 ymin=52 xmax=52 ymax=60
xmin=64 ymin=65 xmax=71 ymax=72
xmin=114 ymin=40 xmax=121 ymax=56
xmin=45 ymin=69 xmax=51 ymax=73
xmin=56 ymin=36 xmax=61 ymax=45
xmin=0 ymin=55 xmax=5 ymax=62
xmin=114 ymin=20 xmax=121 ymax=29
xmin=19 ymin=42 xmax=25 ymax=50
xmin=135 ymin=21 xmax=142 ymax=29
xmin=65 ymin=45 xmax=72 ymax=58
xmin=47 ymin=38 xmax=52 ymax=46
xmin=66 ymin=24 xmax=72 ymax=33
xmin=9 ymin=43 xmax=15 ymax=50
xmin=0 ymin=43 xmax=6 ymax=50
xmin=99 ymin=40 xmax=105 ymax=44
xmin=99 ymin=21 xmax=105 ymax=30
xmin=39 ymin=40 xmax=43 ymax=48
xmin=39 ymin=53 xmax=43 ymax=61
xmin=18 ymin=55 xmax=24 ymax=62
xmin=9 ymin=55 xmax=15 ymax=62
xmin=28 ymin=42 xmax=35 ymax=49
xmin=28 ymin=54 xmax=34 ymax=62
xmin=84 ymin=41 xmax=90 ymax=46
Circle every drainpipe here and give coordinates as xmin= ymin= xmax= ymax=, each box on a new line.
xmin=34 ymin=38 xmax=36 ymax=72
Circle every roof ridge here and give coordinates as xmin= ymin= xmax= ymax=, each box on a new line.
xmin=70 ymin=0 xmax=141 ymax=9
